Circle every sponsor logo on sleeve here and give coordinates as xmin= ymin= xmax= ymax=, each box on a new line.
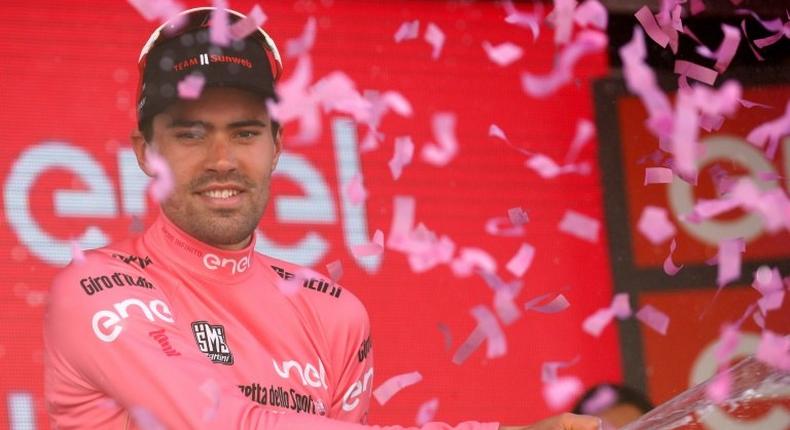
xmin=270 ymin=265 xmax=342 ymax=298
xmin=80 ymin=272 xmax=155 ymax=296
xmin=111 ymin=253 xmax=153 ymax=270
xmin=148 ymin=328 xmax=181 ymax=357
xmin=357 ymin=336 xmax=372 ymax=362
xmin=191 ymin=321 xmax=234 ymax=365
xmin=91 ymin=298 xmax=174 ymax=342
xmin=203 ymin=253 xmax=250 ymax=275
xmin=341 ymin=367 xmax=374 ymax=412
xmin=272 ymin=357 xmax=328 ymax=390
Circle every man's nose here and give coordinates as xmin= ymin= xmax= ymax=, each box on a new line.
xmin=204 ymin=136 xmax=237 ymax=172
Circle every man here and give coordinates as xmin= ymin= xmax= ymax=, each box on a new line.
xmin=44 ymin=7 xmax=601 ymax=430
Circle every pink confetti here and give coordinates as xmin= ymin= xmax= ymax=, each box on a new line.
xmin=644 ymin=167 xmax=674 ymax=185
xmin=482 ymin=41 xmax=523 ymax=66
xmin=415 ymin=398 xmax=439 ymax=426
xmin=471 ymin=305 xmax=507 ymax=358
xmin=674 ymin=60 xmax=718 ymax=85
xmin=541 ymin=356 xmax=580 ymax=382
xmin=389 ymin=136 xmax=415 ymax=180
xmin=637 ymin=206 xmax=677 ymax=245
xmin=503 ymin=0 xmax=542 ymax=41
xmin=209 ymin=1 xmax=231 ymax=47
xmin=485 ymin=216 xmax=525 ymax=237
xmin=126 ymin=0 xmax=184 ymax=24
xmin=611 ymin=293 xmax=632 ymax=319
xmin=70 ymin=241 xmax=85 ymax=264
xmin=286 ymin=17 xmax=317 ymax=58
xmin=450 ymin=247 xmax=497 ymax=278
xmin=671 ymin=90 xmax=700 ymax=183
xmin=635 ymin=6 xmax=670 ymax=48
xmin=715 ymin=323 xmax=740 ymax=364
xmin=145 ymin=151 xmax=174 ymax=202
xmin=199 ymin=378 xmax=221 ymax=421
xmin=558 ymin=210 xmax=600 ymax=243
xmin=494 ymin=289 xmax=522 ymax=326
xmin=387 ymin=196 xmax=416 ymax=251
xmin=508 ymin=207 xmax=529 ymax=226
xmin=706 ymin=371 xmax=731 ymax=403
xmin=394 ymin=20 xmax=420 ymax=43
xmin=373 ymin=371 xmax=423 ymax=405
xmin=505 ymin=243 xmax=535 ymax=278
xmin=129 ymin=406 xmax=166 ymax=430
xmin=521 ymin=30 xmax=608 ymax=98
xmin=265 ymin=56 xmax=320 ymax=144
xmin=713 ymin=24 xmax=742 ymax=73
xmin=424 ymin=23 xmax=445 ymax=60
xmin=551 ymin=0 xmax=578 ymax=45
xmin=663 ymin=239 xmax=684 ymax=276
xmin=524 ymin=293 xmax=570 ymax=314
xmin=583 ymin=308 xmax=615 ymax=337
xmin=421 ymin=112 xmax=458 ymax=166
xmin=636 ymin=304 xmax=670 ymax=335
xmin=690 ymin=0 xmax=705 ymax=15
xmin=755 ymin=330 xmax=790 ymax=371
xmin=344 ymin=173 xmax=368 ymax=205
xmin=437 ymin=323 xmax=453 ymax=350
xmin=452 ymin=326 xmax=486 ymax=365
xmin=565 ymin=119 xmax=595 ymax=164
xmin=229 ymin=5 xmax=267 ymax=40
xmin=525 ymin=154 xmax=561 ymax=178
xmin=543 ymin=376 xmax=584 ymax=410
xmin=488 ymin=124 xmax=508 ymax=141
xmin=177 ymin=74 xmax=206 ymax=100
xmin=746 ymin=100 xmax=790 ymax=153
xmin=351 ymin=229 xmax=385 ymax=258
xmin=574 ymin=0 xmax=608 ymax=30
xmin=581 ymin=385 xmax=618 ymax=414
xmin=326 ymin=260 xmax=343 ymax=284
xmin=717 ymin=238 xmax=744 ymax=288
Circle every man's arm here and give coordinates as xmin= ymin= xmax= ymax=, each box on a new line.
xmin=44 ymin=259 xmax=499 ymax=430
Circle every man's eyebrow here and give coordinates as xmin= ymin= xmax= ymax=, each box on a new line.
xmin=167 ymin=119 xmax=208 ymax=129
xmin=227 ymin=119 xmax=268 ymax=128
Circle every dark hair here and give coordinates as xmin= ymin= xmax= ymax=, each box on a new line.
xmin=571 ymin=383 xmax=654 ymax=415
xmin=139 ymin=117 xmax=280 ymax=143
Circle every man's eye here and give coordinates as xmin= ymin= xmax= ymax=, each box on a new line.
xmin=176 ymin=131 xmax=203 ymax=139
xmin=236 ymin=130 xmax=261 ymax=139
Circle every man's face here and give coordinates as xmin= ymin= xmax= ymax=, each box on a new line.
xmin=135 ymin=86 xmax=281 ymax=250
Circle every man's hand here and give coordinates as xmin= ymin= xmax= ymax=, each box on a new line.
xmin=500 ymin=413 xmax=603 ymax=430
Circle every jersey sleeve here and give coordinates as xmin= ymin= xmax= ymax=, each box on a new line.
xmin=44 ymin=258 xmax=498 ymax=430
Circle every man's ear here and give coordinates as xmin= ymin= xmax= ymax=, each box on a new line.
xmin=271 ymin=125 xmax=283 ymax=173
xmin=131 ymin=129 xmax=154 ymax=178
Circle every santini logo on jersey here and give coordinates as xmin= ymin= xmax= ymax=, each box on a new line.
xmin=192 ymin=321 xmax=234 ymax=365
xmin=203 ymin=253 xmax=250 ymax=275
xmin=272 ymin=358 xmax=328 ymax=390
xmin=270 ymin=266 xmax=342 ymax=298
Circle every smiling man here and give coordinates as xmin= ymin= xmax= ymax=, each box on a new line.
xmin=43 ymin=7 xmax=600 ymax=430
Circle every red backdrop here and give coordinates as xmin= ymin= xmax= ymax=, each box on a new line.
xmin=2 ymin=0 xmax=618 ymax=428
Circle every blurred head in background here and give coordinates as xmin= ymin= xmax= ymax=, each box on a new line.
xmin=572 ymin=383 xmax=654 ymax=429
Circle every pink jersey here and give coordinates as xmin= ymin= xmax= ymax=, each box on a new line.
xmin=44 ymin=212 xmax=499 ymax=430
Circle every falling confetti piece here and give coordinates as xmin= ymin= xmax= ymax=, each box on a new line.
xmin=482 ymin=41 xmax=523 ymax=66
xmin=394 ymin=20 xmax=420 ymax=42
xmin=505 ymin=243 xmax=535 ymax=278
xmin=415 ymin=397 xmax=440 ymax=426
xmin=344 ymin=173 xmax=368 ymax=205
xmin=565 ymin=119 xmax=595 ymax=164
xmin=746 ymin=100 xmax=790 ymax=155
xmin=177 ymin=74 xmax=206 ymax=100
xmin=421 ymin=112 xmax=458 ymax=166
xmin=493 ymin=289 xmax=522 ymax=326
xmin=706 ymin=370 xmax=731 ymax=403
xmin=508 ymin=207 xmax=529 ymax=226
xmin=471 ymin=305 xmax=507 ymax=358
xmin=485 ymin=216 xmax=525 ymax=237
xmin=286 ymin=17 xmax=317 ymax=58
xmin=70 ymin=241 xmax=85 ymax=264
xmin=351 ymin=229 xmax=385 ymax=258
xmin=712 ymin=24 xmax=742 ymax=73
xmin=636 ymin=304 xmax=670 ymax=335
xmin=145 ymin=151 xmax=174 ymax=202
xmin=229 ymin=5 xmax=267 ymax=40
xmin=389 ymin=136 xmax=415 ymax=180
xmin=424 ymin=22 xmax=445 ymax=60
xmin=488 ymin=124 xmax=508 ymax=141
xmin=373 ymin=371 xmax=423 ymax=405
xmin=611 ymin=293 xmax=632 ymax=319
xmin=574 ymin=0 xmax=608 ymax=31
xmin=663 ymin=239 xmax=683 ymax=276
xmin=127 ymin=0 xmax=185 ymax=25
xmin=326 ymin=260 xmax=343 ymax=284
xmin=558 ymin=210 xmax=600 ymax=243
xmin=437 ymin=322 xmax=453 ymax=350
xmin=581 ymin=385 xmax=618 ymax=414
xmin=452 ymin=326 xmax=486 ymax=365
xmin=503 ymin=0 xmax=542 ymax=40
xmin=450 ymin=247 xmax=497 ymax=278
xmin=635 ymin=6 xmax=670 ymax=48
xmin=637 ymin=206 xmax=677 ymax=245
xmin=717 ymin=238 xmax=744 ymax=288
xmin=550 ymin=0 xmax=578 ymax=45
xmin=209 ymin=1 xmax=231 ymax=47
xmin=524 ymin=293 xmax=571 ymax=314
xmin=755 ymin=330 xmax=790 ymax=371
xmin=644 ymin=167 xmax=673 ymax=185
xmin=129 ymin=406 xmax=166 ymax=430
xmin=583 ymin=308 xmax=615 ymax=337
xmin=715 ymin=323 xmax=740 ymax=364
xmin=674 ymin=60 xmax=718 ymax=85
xmin=543 ymin=375 xmax=584 ymax=410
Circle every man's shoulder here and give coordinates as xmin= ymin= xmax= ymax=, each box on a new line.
xmin=255 ymin=253 xmax=369 ymax=325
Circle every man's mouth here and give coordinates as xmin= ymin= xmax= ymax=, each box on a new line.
xmin=201 ymin=189 xmax=242 ymax=199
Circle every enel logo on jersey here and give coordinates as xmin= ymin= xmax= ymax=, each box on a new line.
xmin=91 ymin=298 xmax=175 ymax=342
